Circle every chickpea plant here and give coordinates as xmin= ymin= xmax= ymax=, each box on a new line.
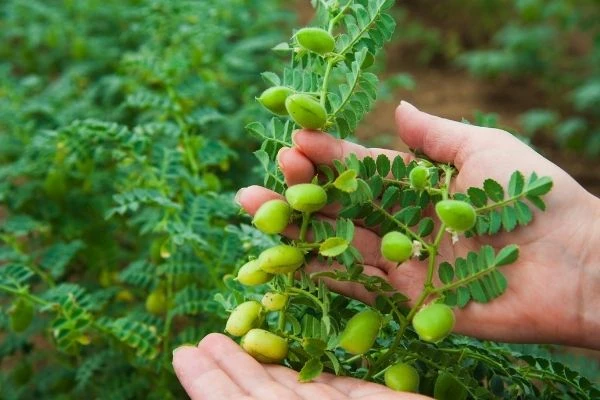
xmin=221 ymin=1 xmax=600 ymax=399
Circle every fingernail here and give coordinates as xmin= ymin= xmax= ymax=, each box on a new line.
xmin=277 ymin=147 xmax=290 ymax=168
xmin=399 ymin=100 xmax=418 ymax=110
xmin=291 ymin=130 xmax=300 ymax=146
xmin=277 ymin=146 xmax=290 ymax=162
xmin=172 ymin=346 xmax=186 ymax=359
xmin=234 ymin=188 xmax=246 ymax=206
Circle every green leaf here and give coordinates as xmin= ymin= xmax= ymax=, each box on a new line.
xmin=526 ymin=195 xmax=546 ymax=211
xmin=376 ymin=154 xmax=390 ymax=177
xmin=508 ymin=171 xmax=525 ymax=197
xmin=299 ymin=358 xmax=324 ymax=382
xmin=381 ymin=186 xmax=400 ymax=209
xmin=488 ymin=210 xmax=502 ymax=234
xmin=526 ymin=175 xmax=553 ymax=197
xmin=514 ymin=200 xmax=533 ymax=226
xmin=391 ymin=155 xmax=406 ymax=179
xmin=468 ymin=187 xmax=487 ymax=207
xmin=457 ymin=287 xmax=471 ymax=307
xmin=495 ymin=245 xmax=519 ymax=267
xmin=417 ymin=217 xmax=434 ymax=237
xmin=335 ymin=219 xmax=355 ymax=242
xmin=395 ymin=206 xmax=420 ymax=226
xmin=323 ymin=351 xmax=341 ymax=375
xmin=438 ymin=262 xmax=454 ymax=284
xmin=362 ymin=157 xmax=377 ymax=177
xmin=483 ymin=179 xmax=504 ymax=201
xmin=319 ymin=237 xmax=349 ymax=257
xmin=367 ymin=175 xmax=384 ymax=198
xmin=501 ymin=206 xmax=517 ymax=232
xmin=261 ymin=71 xmax=280 ymax=86
xmin=302 ymin=338 xmax=327 ymax=358
xmin=334 ymin=169 xmax=359 ymax=193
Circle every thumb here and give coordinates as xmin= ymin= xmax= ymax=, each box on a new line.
xmin=395 ymin=101 xmax=520 ymax=168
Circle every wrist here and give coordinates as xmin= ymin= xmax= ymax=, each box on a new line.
xmin=577 ymin=193 xmax=600 ymax=349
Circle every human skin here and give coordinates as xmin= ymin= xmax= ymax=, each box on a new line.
xmin=173 ymin=102 xmax=600 ymax=399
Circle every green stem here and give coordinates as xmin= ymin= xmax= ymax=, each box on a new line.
xmin=161 ymin=274 xmax=174 ymax=369
xmin=180 ymin=123 xmax=200 ymax=177
xmin=366 ymin=209 xmax=449 ymax=377
xmin=370 ymin=202 xmax=428 ymax=248
xmin=431 ymin=264 xmax=498 ymax=295
xmin=168 ymin=86 xmax=199 ymax=177
xmin=299 ymin=212 xmax=311 ymax=242
xmin=327 ymin=3 xmax=351 ymax=33
xmin=344 ymin=353 xmax=363 ymax=364
xmin=441 ymin=165 xmax=454 ymax=201
xmin=475 ymin=193 xmax=527 ymax=213
xmin=0 ymin=284 xmax=52 ymax=306
xmin=295 ymin=242 xmax=320 ymax=250
xmin=382 ymin=177 xmax=444 ymax=196
xmin=27 ymin=261 xmax=56 ymax=288
xmin=320 ymin=61 xmax=335 ymax=108
xmin=288 ymin=287 xmax=326 ymax=314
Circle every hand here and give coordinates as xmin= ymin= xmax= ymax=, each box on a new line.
xmin=172 ymin=333 xmax=430 ymax=400
xmin=237 ymin=102 xmax=600 ymax=349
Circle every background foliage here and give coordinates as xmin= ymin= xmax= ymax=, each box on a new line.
xmin=390 ymin=0 xmax=600 ymax=163
xmin=0 ymin=0 xmax=292 ymax=398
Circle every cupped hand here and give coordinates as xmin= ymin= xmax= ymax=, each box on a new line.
xmin=237 ymin=102 xmax=600 ymax=349
xmin=172 ymin=333 xmax=429 ymax=400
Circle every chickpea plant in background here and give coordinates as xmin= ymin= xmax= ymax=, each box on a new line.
xmin=0 ymin=0 xmax=293 ymax=399
xmin=222 ymin=1 xmax=600 ymax=399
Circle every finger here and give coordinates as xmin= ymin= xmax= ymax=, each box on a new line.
xmin=172 ymin=344 xmax=246 ymax=400
xmin=292 ymin=129 xmax=412 ymax=167
xmin=263 ymin=366 xmax=348 ymax=400
xmin=237 ymin=185 xmax=388 ymax=267
xmin=278 ymin=147 xmax=315 ymax=185
xmin=314 ymin=372 xmax=429 ymax=399
xmin=235 ymin=185 xmax=283 ymax=215
xmin=395 ymin=101 xmax=521 ymax=169
xmin=197 ymin=333 xmax=299 ymax=400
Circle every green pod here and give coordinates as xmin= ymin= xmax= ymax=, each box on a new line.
xmin=338 ymin=309 xmax=382 ymax=354
xmin=225 ymin=301 xmax=263 ymax=337
xmin=295 ymin=27 xmax=335 ymax=55
xmin=412 ymin=303 xmax=455 ymax=343
xmin=384 ymin=363 xmax=420 ymax=393
xmin=145 ymin=289 xmax=167 ymax=315
xmin=435 ymin=200 xmax=477 ymax=232
xmin=252 ymin=199 xmax=291 ymax=234
xmin=285 ymin=94 xmax=327 ymax=130
xmin=434 ymin=372 xmax=467 ymax=400
xmin=285 ymin=183 xmax=327 ymax=213
xmin=409 ymin=165 xmax=430 ymax=190
xmin=237 ymin=259 xmax=273 ymax=286
xmin=241 ymin=328 xmax=288 ymax=363
xmin=258 ymin=86 xmax=294 ymax=115
xmin=9 ymin=298 xmax=34 ymax=333
xmin=381 ymin=231 xmax=413 ymax=263
xmin=258 ymin=245 xmax=305 ymax=274
xmin=261 ymin=292 xmax=288 ymax=311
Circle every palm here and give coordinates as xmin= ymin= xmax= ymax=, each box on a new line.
xmin=237 ymin=103 xmax=597 ymax=346
xmin=173 ymin=333 xmax=429 ymax=400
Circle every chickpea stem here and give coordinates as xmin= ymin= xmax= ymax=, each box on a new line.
xmin=366 ymin=168 xmax=455 ymax=378
xmin=288 ymin=287 xmax=326 ymax=314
